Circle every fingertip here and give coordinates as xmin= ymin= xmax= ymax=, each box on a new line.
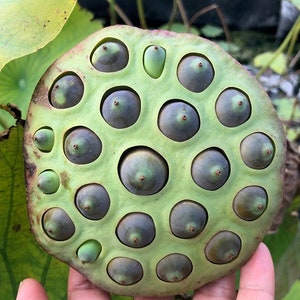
xmin=16 ymin=278 xmax=48 ymax=300
xmin=238 ymin=242 xmax=275 ymax=299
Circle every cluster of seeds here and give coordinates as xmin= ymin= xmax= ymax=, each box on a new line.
xmin=24 ymin=26 xmax=285 ymax=296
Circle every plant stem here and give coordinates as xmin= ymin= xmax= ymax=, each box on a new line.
xmin=136 ymin=0 xmax=147 ymax=29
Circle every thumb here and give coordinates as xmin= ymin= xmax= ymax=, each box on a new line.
xmin=16 ymin=278 xmax=48 ymax=300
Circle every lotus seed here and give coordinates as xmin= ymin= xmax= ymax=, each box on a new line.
xmin=77 ymin=240 xmax=102 ymax=263
xmin=37 ymin=170 xmax=60 ymax=194
xmin=33 ymin=127 xmax=54 ymax=152
xmin=49 ymin=74 xmax=84 ymax=108
xmin=143 ymin=45 xmax=166 ymax=78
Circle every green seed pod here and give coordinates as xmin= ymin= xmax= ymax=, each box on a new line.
xmin=158 ymin=100 xmax=200 ymax=142
xmin=107 ymin=257 xmax=143 ymax=285
xmin=75 ymin=184 xmax=110 ymax=220
xmin=177 ymin=55 xmax=214 ymax=92
xmin=116 ymin=213 xmax=155 ymax=248
xmin=143 ymin=45 xmax=166 ymax=79
xmin=233 ymin=186 xmax=268 ymax=221
xmin=156 ymin=253 xmax=192 ymax=282
xmin=205 ymin=231 xmax=241 ymax=264
xmin=33 ymin=127 xmax=54 ymax=152
xmin=49 ymin=74 xmax=84 ymax=108
xmin=119 ymin=147 xmax=168 ymax=195
xmin=77 ymin=240 xmax=102 ymax=263
xmin=91 ymin=41 xmax=129 ymax=72
xmin=170 ymin=200 xmax=207 ymax=239
xmin=240 ymin=132 xmax=275 ymax=169
xmin=101 ymin=89 xmax=141 ymax=128
xmin=191 ymin=148 xmax=230 ymax=190
xmin=215 ymin=89 xmax=251 ymax=127
xmin=64 ymin=127 xmax=102 ymax=164
xmin=42 ymin=207 xmax=75 ymax=241
xmin=37 ymin=170 xmax=60 ymax=194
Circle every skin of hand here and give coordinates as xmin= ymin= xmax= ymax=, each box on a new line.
xmin=16 ymin=242 xmax=274 ymax=300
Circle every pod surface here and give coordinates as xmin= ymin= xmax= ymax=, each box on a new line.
xmin=24 ymin=25 xmax=286 ymax=297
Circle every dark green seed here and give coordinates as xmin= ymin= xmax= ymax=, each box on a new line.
xmin=107 ymin=257 xmax=143 ymax=285
xmin=240 ymin=132 xmax=275 ymax=169
xmin=205 ymin=231 xmax=241 ymax=264
xmin=233 ymin=186 xmax=268 ymax=221
xmin=49 ymin=74 xmax=84 ymax=108
xmin=37 ymin=170 xmax=60 ymax=194
xmin=91 ymin=41 xmax=129 ymax=72
xmin=215 ymin=89 xmax=251 ymax=127
xmin=101 ymin=89 xmax=141 ymax=128
xmin=191 ymin=148 xmax=230 ymax=190
xmin=158 ymin=100 xmax=200 ymax=142
xmin=170 ymin=200 xmax=207 ymax=239
xmin=177 ymin=55 xmax=214 ymax=92
xmin=33 ymin=127 xmax=54 ymax=152
xmin=77 ymin=240 xmax=102 ymax=263
xmin=156 ymin=253 xmax=193 ymax=282
xmin=42 ymin=207 xmax=75 ymax=241
xmin=119 ymin=147 xmax=168 ymax=195
xmin=143 ymin=45 xmax=166 ymax=78
xmin=75 ymin=184 xmax=110 ymax=220
xmin=64 ymin=127 xmax=102 ymax=164
xmin=116 ymin=213 xmax=155 ymax=248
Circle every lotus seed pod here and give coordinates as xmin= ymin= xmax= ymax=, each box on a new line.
xmin=37 ymin=170 xmax=60 ymax=194
xmin=107 ymin=257 xmax=143 ymax=285
xmin=158 ymin=100 xmax=200 ymax=142
xmin=177 ymin=55 xmax=214 ymax=92
xmin=215 ymin=89 xmax=251 ymax=127
xmin=101 ymin=89 xmax=141 ymax=128
xmin=156 ymin=254 xmax=193 ymax=282
xmin=240 ymin=132 xmax=275 ymax=169
xmin=116 ymin=213 xmax=155 ymax=248
xmin=77 ymin=240 xmax=102 ymax=263
xmin=64 ymin=127 xmax=102 ymax=164
xmin=170 ymin=200 xmax=207 ymax=239
xmin=75 ymin=184 xmax=110 ymax=220
xmin=191 ymin=148 xmax=230 ymax=190
xmin=143 ymin=45 xmax=166 ymax=78
xmin=205 ymin=231 xmax=241 ymax=264
xmin=91 ymin=41 xmax=129 ymax=72
xmin=49 ymin=73 xmax=84 ymax=108
xmin=42 ymin=207 xmax=75 ymax=241
xmin=119 ymin=147 xmax=168 ymax=195
xmin=24 ymin=26 xmax=286 ymax=296
xmin=233 ymin=186 xmax=268 ymax=221
xmin=33 ymin=127 xmax=54 ymax=152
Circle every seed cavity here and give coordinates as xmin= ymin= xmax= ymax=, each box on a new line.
xmin=240 ymin=132 xmax=275 ymax=169
xmin=64 ymin=127 xmax=102 ymax=164
xmin=233 ymin=186 xmax=268 ymax=221
xmin=101 ymin=88 xmax=141 ymax=128
xmin=143 ymin=45 xmax=166 ymax=78
xmin=156 ymin=253 xmax=193 ymax=282
xmin=91 ymin=40 xmax=129 ymax=72
xmin=158 ymin=100 xmax=200 ymax=142
xmin=215 ymin=89 xmax=251 ymax=127
xmin=33 ymin=127 xmax=54 ymax=152
xmin=49 ymin=73 xmax=84 ymax=108
xmin=77 ymin=240 xmax=102 ymax=263
xmin=177 ymin=54 xmax=214 ymax=92
xmin=75 ymin=184 xmax=110 ymax=220
xmin=116 ymin=212 xmax=155 ymax=248
xmin=37 ymin=170 xmax=60 ymax=194
xmin=42 ymin=207 xmax=75 ymax=241
xmin=107 ymin=257 xmax=143 ymax=285
xmin=205 ymin=231 xmax=241 ymax=264
xmin=191 ymin=148 xmax=230 ymax=190
xmin=170 ymin=200 xmax=207 ymax=239
xmin=119 ymin=146 xmax=168 ymax=195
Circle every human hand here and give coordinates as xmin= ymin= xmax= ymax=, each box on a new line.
xmin=16 ymin=242 xmax=274 ymax=300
